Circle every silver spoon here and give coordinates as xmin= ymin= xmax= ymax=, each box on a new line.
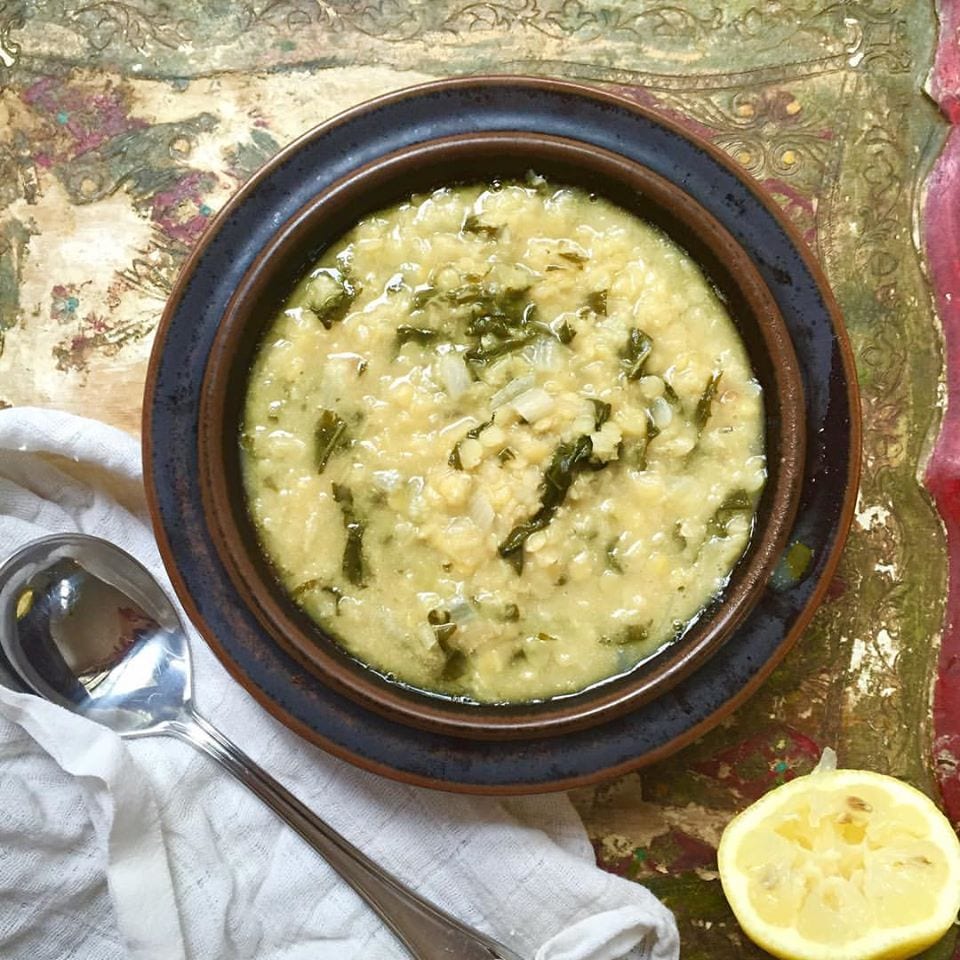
xmin=0 ymin=533 xmax=524 ymax=960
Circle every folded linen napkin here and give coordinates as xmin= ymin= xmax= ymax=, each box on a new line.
xmin=0 ymin=407 xmax=680 ymax=960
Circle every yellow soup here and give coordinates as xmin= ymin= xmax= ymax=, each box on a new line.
xmin=241 ymin=177 xmax=766 ymax=703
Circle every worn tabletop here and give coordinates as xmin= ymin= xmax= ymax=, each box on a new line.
xmin=1 ymin=2 xmax=958 ymax=957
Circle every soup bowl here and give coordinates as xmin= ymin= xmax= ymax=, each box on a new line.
xmin=190 ymin=122 xmax=805 ymax=740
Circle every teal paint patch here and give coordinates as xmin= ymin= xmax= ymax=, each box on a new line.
xmin=52 ymin=112 xmax=219 ymax=206
xmin=225 ymin=127 xmax=281 ymax=182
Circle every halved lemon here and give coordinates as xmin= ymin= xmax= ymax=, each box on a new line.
xmin=718 ymin=758 xmax=960 ymax=960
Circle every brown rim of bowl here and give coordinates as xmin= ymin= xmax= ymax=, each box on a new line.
xmin=195 ymin=127 xmax=806 ymax=741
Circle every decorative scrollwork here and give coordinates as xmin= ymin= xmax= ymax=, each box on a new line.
xmin=854 ymin=122 xmax=905 ymax=287
xmin=339 ymin=0 xmax=424 ymax=42
xmin=440 ymin=0 xmax=723 ymax=42
xmin=70 ymin=1 xmax=196 ymax=53
xmin=238 ymin=0 xmax=340 ymax=33
xmin=0 ymin=0 xmax=26 ymax=68
xmin=655 ymin=85 xmax=832 ymax=191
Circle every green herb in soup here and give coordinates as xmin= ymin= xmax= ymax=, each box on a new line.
xmin=241 ymin=177 xmax=766 ymax=703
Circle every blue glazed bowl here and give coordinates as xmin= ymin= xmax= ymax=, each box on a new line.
xmin=144 ymin=77 xmax=859 ymax=792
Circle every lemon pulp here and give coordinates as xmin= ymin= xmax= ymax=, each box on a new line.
xmin=718 ymin=767 xmax=960 ymax=960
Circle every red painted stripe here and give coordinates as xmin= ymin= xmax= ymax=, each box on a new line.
xmin=924 ymin=1 xmax=960 ymax=837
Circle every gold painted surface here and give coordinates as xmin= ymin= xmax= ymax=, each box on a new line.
xmin=0 ymin=2 xmax=950 ymax=955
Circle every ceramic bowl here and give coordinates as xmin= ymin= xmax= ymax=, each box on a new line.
xmin=192 ymin=126 xmax=805 ymax=740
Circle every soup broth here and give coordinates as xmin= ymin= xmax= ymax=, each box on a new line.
xmin=241 ymin=177 xmax=766 ymax=702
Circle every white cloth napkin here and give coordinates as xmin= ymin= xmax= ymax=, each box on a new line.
xmin=0 ymin=407 xmax=680 ymax=960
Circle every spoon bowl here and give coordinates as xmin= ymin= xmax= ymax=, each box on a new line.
xmin=0 ymin=534 xmax=190 ymax=736
xmin=0 ymin=532 xmax=522 ymax=960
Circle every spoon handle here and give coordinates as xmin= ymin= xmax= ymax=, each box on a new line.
xmin=168 ymin=710 xmax=524 ymax=960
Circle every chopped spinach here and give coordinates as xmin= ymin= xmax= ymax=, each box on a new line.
xmin=621 ymin=408 xmax=660 ymax=470
xmin=449 ymin=416 xmax=495 ymax=469
xmin=585 ymin=290 xmax=607 ymax=315
xmin=621 ymin=328 xmax=653 ymax=380
xmin=498 ymin=434 xmax=601 ymax=573
xmin=395 ymin=325 xmax=438 ymax=348
xmin=707 ymin=488 xmax=753 ymax=538
xmin=446 ymin=282 xmax=494 ymax=306
xmin=322 ymin=585 xmax=345 ymax=613
xmin=645 ymin=408 xmax=662 ymax=441
xmin=541 ymin=436 xmax=598 ymax=508
xmin=304 ymin=267 xmax=358 ymax=329
xmin=600 ymin=623 xmax=650 ymax=645
xmin=673 ymin=521 xmax=688 ymax=551
xmin=291 ymin=577 xmax=321 ymax=600
xmin=553 ymin=318 xmax=577 ymax=344
xmin=464 ymin=333 xmax=538 ymax=364
xmin=428 ymin=609 xmax=468 ymax=679
xmin=589 ymin=398 xmax=612 ymax=431
xmin=605 ymin=537 xmax=624 ymax=574
xmin=290 ymin=580 xmax=345 ymax=615
xmin=462 ymin=213 xmax=502 ymax=240
xmin=331 ymin=483 xmax=366 ymax=586
xmin=695 ymin=371 xmax=723 ymax=433
xmin=501 ymin=602 xmax=521 ymax=622
xmin=446 ymin=282 xmax=574 ymax=363
xmin=465 ymin=313 xmax=516 ymax=338
xmin=428 ymin=609 xmax=459 ymax=648
xmin=411 ymin=283 xmax=438 ymax=310
xmin=619 ymin=436 xmax=649 ymax=470
xmin=314 ymin=410 xmax=349 ymax=473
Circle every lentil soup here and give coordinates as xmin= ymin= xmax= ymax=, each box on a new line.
xmin=241 ymin=177 xmax=766 ymax=703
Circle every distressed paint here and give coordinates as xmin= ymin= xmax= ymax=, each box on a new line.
xmin=0 ymin=1 xmax=954 ymax=954
xmin=926 ymin=0 xmax=960 ymax=844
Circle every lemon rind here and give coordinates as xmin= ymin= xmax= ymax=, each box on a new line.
xmin=717 ymin=769 xmax=960 ymax=960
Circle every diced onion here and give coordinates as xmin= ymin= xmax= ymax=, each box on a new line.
xmin=436 ymin=353 xmax=472 ymax=399
xmin=469 ymin=491 xmax=495 ymax=530
xmin=489 ymin=374 xmax=534 ymax=409
xmin=458 ymin=438 xmax=483 ymax=470
xmin=263 ymin=429 xmax=306 ymax=457
xmin=448 ymin=599 xmax=476 ymax=624
xmin=510 ymin=387 xmax=554 ymax=423
xmin=371 ymin=469 xmax=403 ymax=492
xmin=526 ymin=337 xmax=561 ymax=371
xmin=651 ymin=396 xmax=673 ymax=430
